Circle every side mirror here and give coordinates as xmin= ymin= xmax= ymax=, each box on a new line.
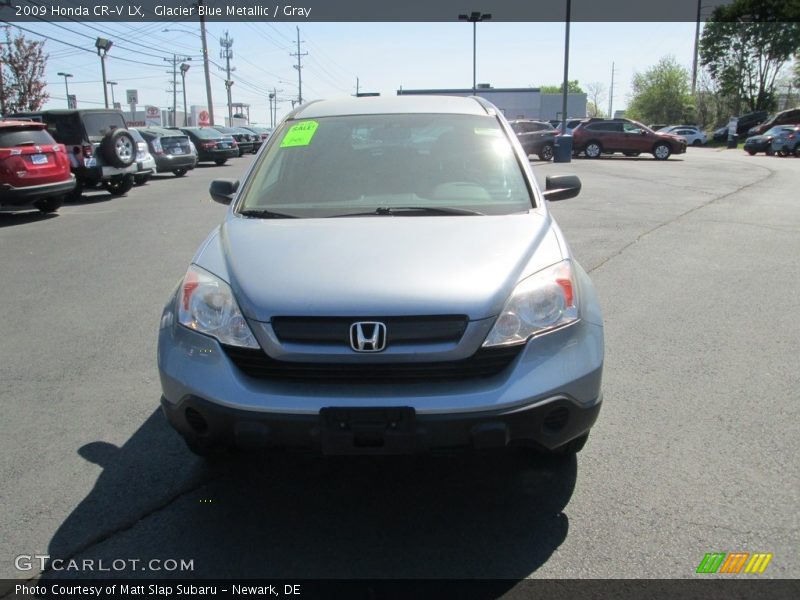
xmin=543 ymin=174 xmax=581 ymax=202
xmin=640 ymin=129 xmax=648 ymax=135
xmin=209 ymin=179 xmax=239 ymax=205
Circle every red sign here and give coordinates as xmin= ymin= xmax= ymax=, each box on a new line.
xmin=198 ymin=110 xmax=210 ymax=126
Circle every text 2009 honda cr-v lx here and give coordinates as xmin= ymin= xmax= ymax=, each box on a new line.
xmin=157 ymin=95 xmax=604 ymax=457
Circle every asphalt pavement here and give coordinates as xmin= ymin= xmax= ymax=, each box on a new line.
xmin=0 ymin=148 xmax=797 ymax=585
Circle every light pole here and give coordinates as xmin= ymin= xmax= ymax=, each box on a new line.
xmin=95 ymin=37 xmax=113 ymax=108
xmin=107 ymin=81 xmax=118 ymax=107
xmin=57 ymin=72 xmax=73 ymax=108
xmin=180 ymin=63 xmax=190 ymax=125
xmin=163 ymin=25 xmax=214 ymax=126
xmin=458 ymin=11 xmax=492 ymax=95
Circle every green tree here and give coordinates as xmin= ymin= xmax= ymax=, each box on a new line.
xmin=539 ymin=80 xmax=584 ymax=94
xmin=1 ymin=32 xmax=49 ymax=114
xmin=699 ymin=0 xmax=800 ymax=114
xmin=627 ymin=56 xmax=694 ymax=124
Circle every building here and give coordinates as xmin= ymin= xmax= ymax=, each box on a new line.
xmin=396 ymin=85 xmax=587 ymax=121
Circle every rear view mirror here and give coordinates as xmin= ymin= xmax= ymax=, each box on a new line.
xmin=543 ymin=175 xmax=581 ymax=202
xmin=209 ymin=179 xmax=239 ymax=205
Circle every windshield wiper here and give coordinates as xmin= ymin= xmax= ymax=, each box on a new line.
xmin=238 ymin=209 xmax=298 ymax=219
xmin=331 ymin=206 xmax=484 ymax=217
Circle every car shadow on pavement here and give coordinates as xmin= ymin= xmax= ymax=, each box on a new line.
xmin=0 ymin=211 xmax=58 ymax=227
xmin=42 ymin=409 xmax=577 ymax=582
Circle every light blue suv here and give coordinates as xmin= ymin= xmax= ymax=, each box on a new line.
xmin=157 ymin=96 xmax=604 ymax=457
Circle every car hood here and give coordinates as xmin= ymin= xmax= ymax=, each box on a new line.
xmin=196 ymin=212 xmax=565 ymax=322
xmin=656 ymin=132 xmax=684 ymax=141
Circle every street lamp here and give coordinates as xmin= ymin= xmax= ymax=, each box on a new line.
xmin=57 ymin=72 xmax=73 ymax=108
xmin=163 ymin=26 xmax=215 ymax=126
xmin=95 ymin=37 xmax=113 ymax=108
xmin=458 ymin=11 xmax=492 ymax=95
xmin=180 ymin=63 xmax=191 ymax=126
xmin=107 ymin=81 xmax=118 ymax=107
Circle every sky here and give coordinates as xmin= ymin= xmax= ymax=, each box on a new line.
xmin=10 ymin=20 xmax=705 ymax=125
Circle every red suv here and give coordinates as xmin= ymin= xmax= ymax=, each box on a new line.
xmin=572 ymin=118 xmax=687 ymax=160
xmin=0 ymin=120 xmax=75 ymax=213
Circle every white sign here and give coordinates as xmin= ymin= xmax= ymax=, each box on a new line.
xmin=145 ymin=106 xmax=162 ymax=127
xmin=126 ymin=89 xmax=139 ymax=105
xmin=727 ymin=117 xmax=738 ymax=138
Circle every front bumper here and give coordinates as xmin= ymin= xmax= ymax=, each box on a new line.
xmin=158 ymin=294 xmax=604 ymax=454
xmin=162 ymin=392 xmax=602 ymax=454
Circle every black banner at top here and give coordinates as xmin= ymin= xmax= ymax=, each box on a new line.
xmin=0 ymin=0 xmax=749 ymax=23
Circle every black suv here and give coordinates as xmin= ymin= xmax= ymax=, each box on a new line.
xmin=508 ymin=120 xmax=556 ymax=161
xmin=10 ymin=109 xmax=138 ymax=199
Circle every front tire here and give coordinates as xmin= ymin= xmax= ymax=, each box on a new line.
xmin=653 ymin=142 xmax=671 ymax=160
xmin=584 ymin=142 xmax=602 ymax=158
xmin=538 ymin=143 xmax=554 ymax=161
xmin=214 ymin=159 xmax=227 ymax=166
xmin=172 ymin=168 xmax=188 ymax=177
xmin=134 ymin=174 xmax=150 ymax=186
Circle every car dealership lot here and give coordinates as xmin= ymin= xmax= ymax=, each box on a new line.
xmin=1 ymin=149 xmax=798 ymax=582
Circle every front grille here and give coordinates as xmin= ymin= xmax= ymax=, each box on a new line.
xmin=222 ymin=344 xmax=522 ymax=383
xmin=271 ymin=315 xmax=467 ymax=346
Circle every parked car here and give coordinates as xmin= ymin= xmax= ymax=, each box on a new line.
xmin=211 ymin=126 xmax=254 ymax=156
xmin=0 ymin=120 xmax=75 ymax=213
xmin=748 ymin=107 xmax=800 ymax=136
xmin=657 ymin=126 xmax=707 ymax=146
xmin=136 ymin=127 xmax=198 ymax=177
xmin=9 ymin=109 xmax=138 ymax=198
xmin=127 ymin=128 xmax=157 ymax=186
xmin=712 ymin=110 xmax=769 ymax=141
xmin=158 ymin=95 xmax=604 ymax=459
xmin=553 ymin=118 xmax=588 ymax=136
xmin=572 ymin=118 xmax=686 ymax=159
xmin=769 ymin=125 xmax=800 ymax=157
xmin=508 ymin=119 xmax=556 ymax=160
xmin=743 ymin=126 xmax=795 ymax=155
xmin=241 ymin=125 xmax=272 ymax=143
xmin=178 ymin=127 xmax=238 ymax=165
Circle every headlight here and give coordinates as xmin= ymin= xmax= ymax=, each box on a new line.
xmin=177 ymin=264 xmax=259 ymax=349
xmin=483 ymin=260 xmax=579 ymax=347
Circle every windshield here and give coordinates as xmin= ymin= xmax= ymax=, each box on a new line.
xmin=238 ymin=113 xmax=534 ymax=218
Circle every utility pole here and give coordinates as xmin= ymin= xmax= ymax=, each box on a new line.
xmin=608 ymin=62 xmax=616 ymax=118
xmin=196 ymin=0 xmax=215 ymax=126
xmin=355 ymin=77 xmax=359 ymax=96
xmin=691 ymin=0 xmax=701 ymax=96
xmin=272 ymin=87 xmax=281 ymax=127
xmin=165 ymin=54 xmax=191 ymax=127
xmin=180 ymin=63 xmax=190 ymax=125
xmin=219 ymin=31 xmax=235 ymax=125
xmin=290 ymin=26 xmax=307 ymax=105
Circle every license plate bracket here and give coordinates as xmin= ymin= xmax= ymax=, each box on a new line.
xmin=320 ymin=407 xmax=416 ymax=454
